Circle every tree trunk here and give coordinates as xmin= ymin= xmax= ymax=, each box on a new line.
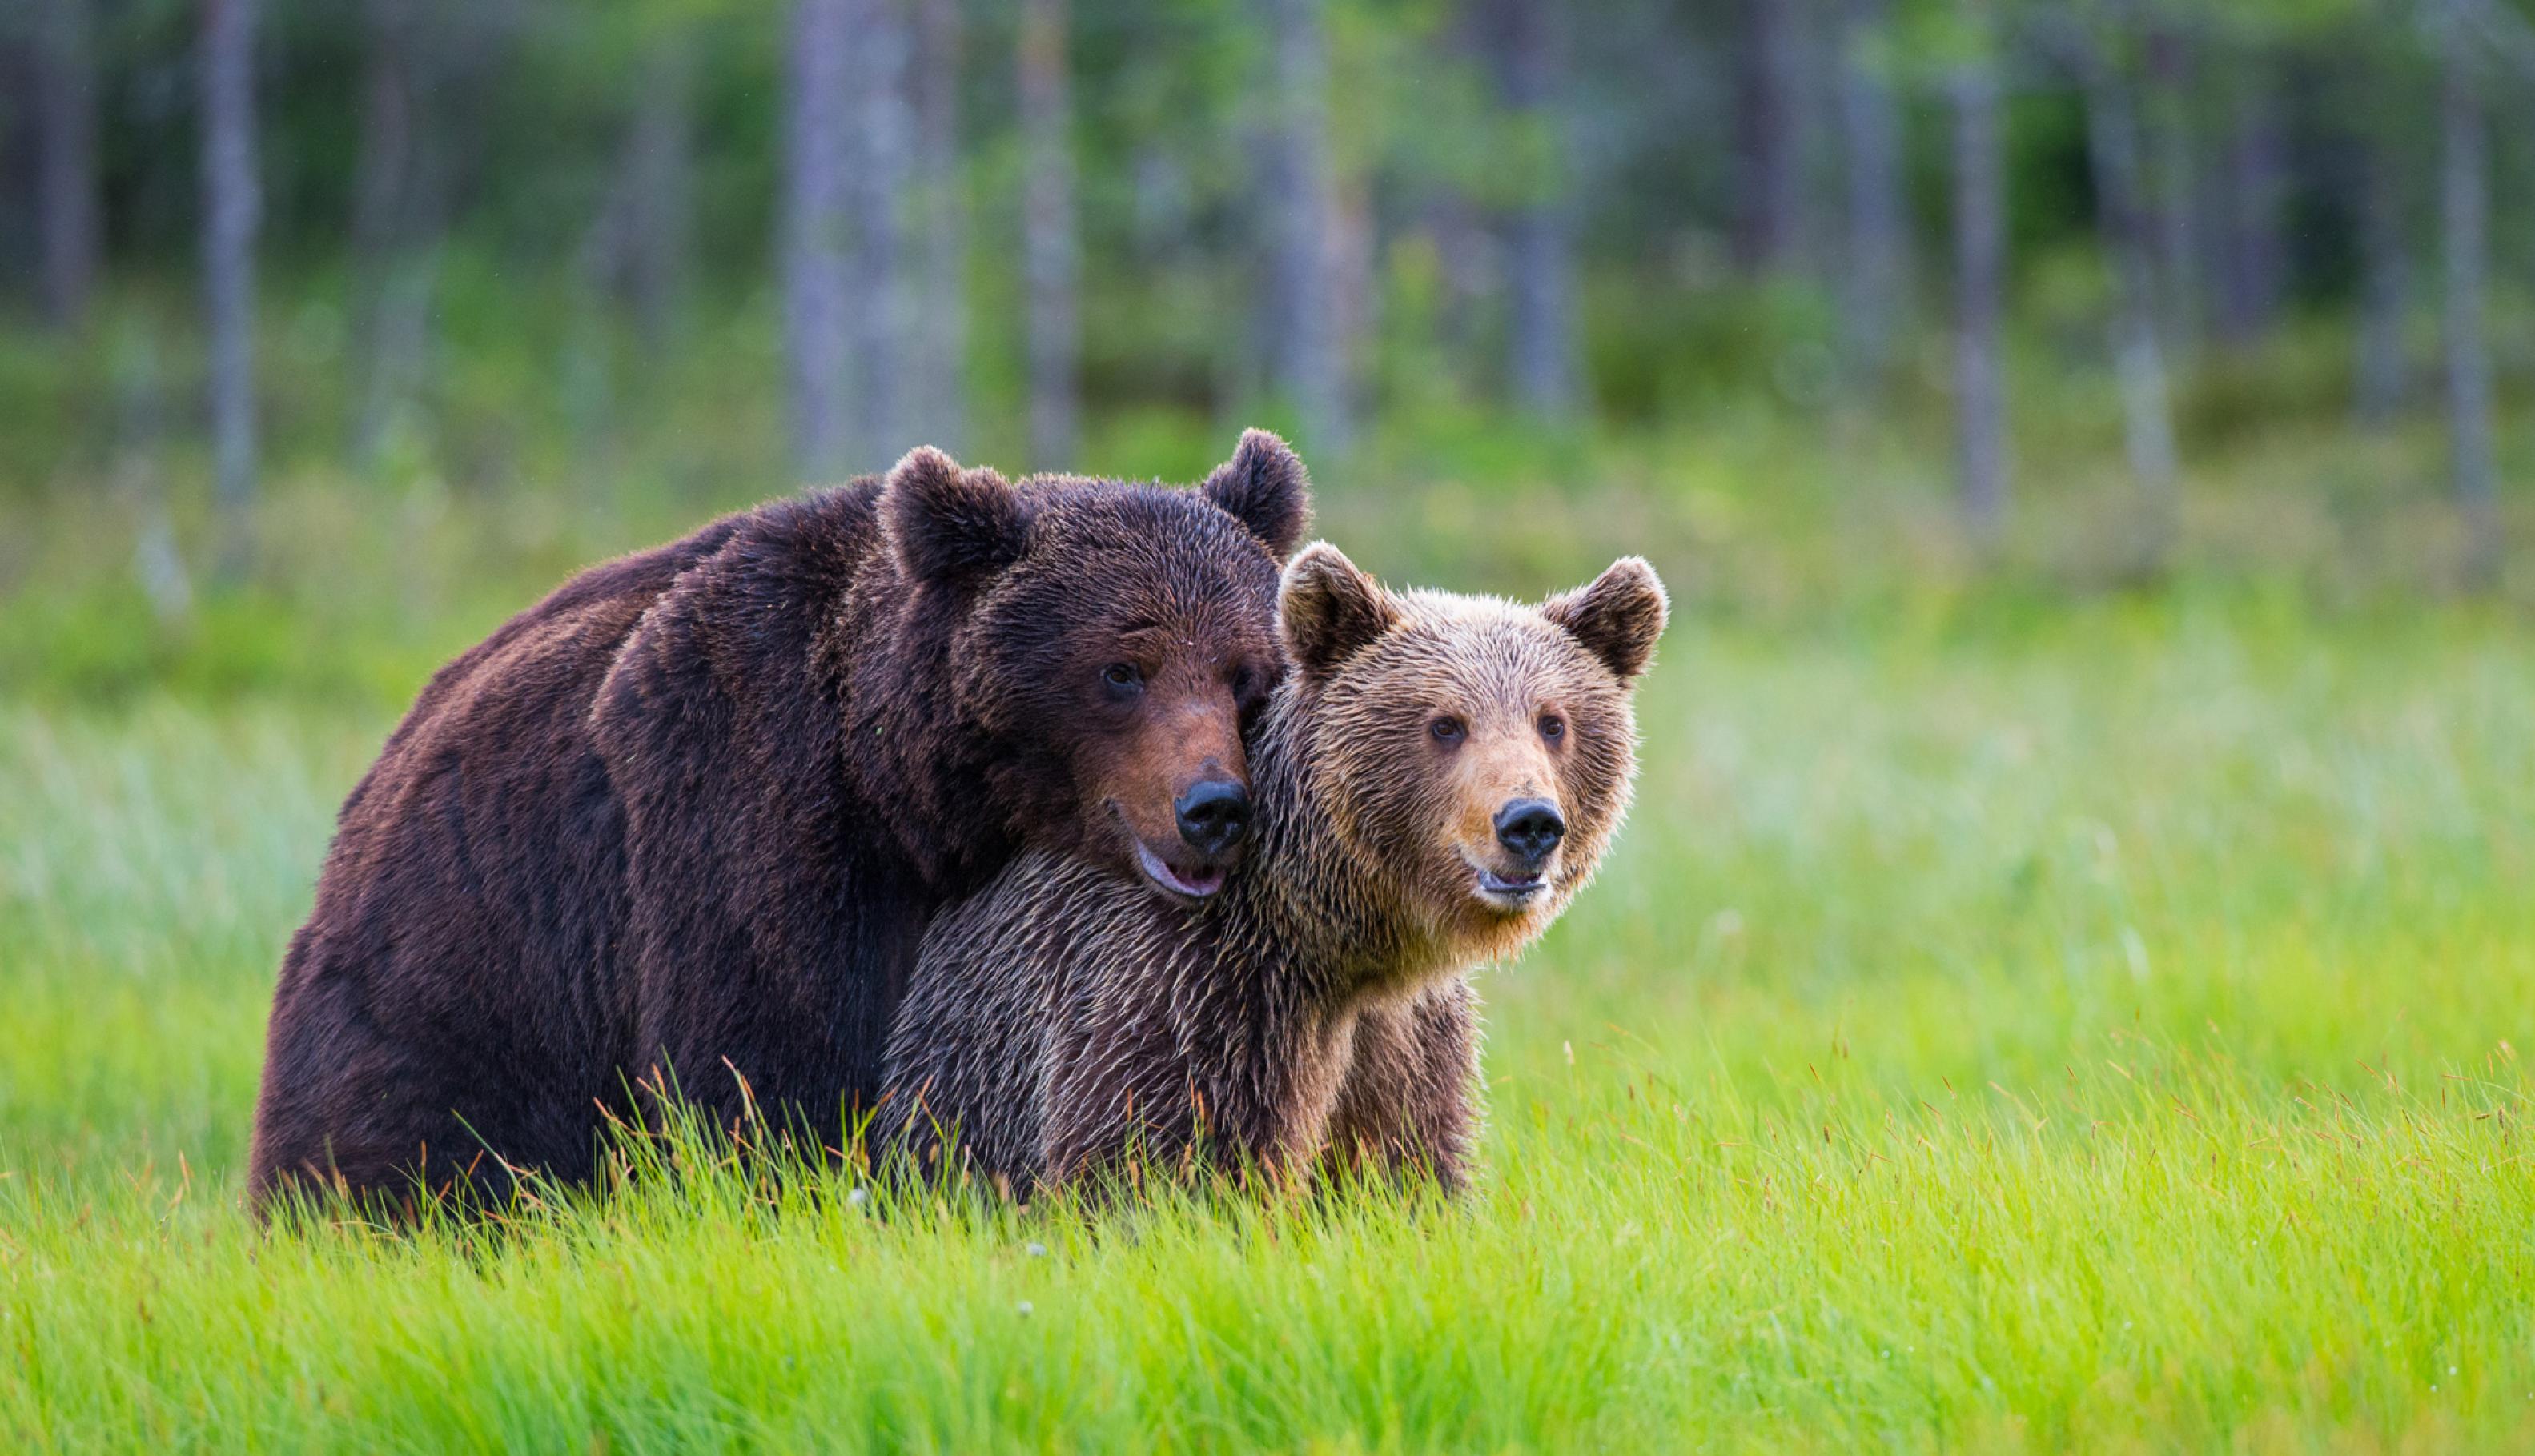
xmin=1260 ymin=0 xmax=1347 ymax=454
xmin=357 ymin=244 xmax=444 ymax=467
xmin=911 ymin=0 xmax=966 ymax=454
xmin=1430 ymin=191 xmax=1492 ymax=366
xmin=349 ymin=0 xmax=448 ymax=467
xmin=1018 ymin=0 xmax=1078 ymax=471
xmin=33 ymin=0 xmax=102 ymax=331
xmin=2077 ymin=37 xmax=2178 ymax=569
xmin=2441 ymin=2 xmax=2499 ymax=588
xmin=848 ymin=0 xmax=915 ymax=467
xmin=1949 ymin=12 xmax=2007 ymax=549
xmin=351 ymin=0 xmax=416 ymax=270
xmin=109 ymin=324 xmax=193 ymax=625
xmin=783 ymin=0 xmax=854 ymax=478
xmin=199 ymin=0 xmax=260 ymax=576
xmin=1328 ymin=174 xmax=1377 ymax=435
xmin=1503 ymin=206 xmax=1573 ymax=422
xmin=1487 ymin=0 xmax=1578 ymax=420
xmin=1734 ymin=0 xmax=1806 ymax=274
xmin=2352 ymin=123 xmax=2408 ymax=431
xmin=2143 ymin=24 xmax=2200 ymax=351
xmin=1485 ymin=0 xmax=1578 ymax=420
xmin=580 ymin=42 xmax=688 ymax=333
xmin=2211 ymin=66 xmax=2286 ymax=348
xmin=625 ymin=33 xmax=694 ymax=347
xmin=1836 ymin=0 xmax=1907 ymax=385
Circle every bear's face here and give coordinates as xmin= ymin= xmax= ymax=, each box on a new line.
xmin=885 ymin=433 xmax=1310 ymax=900
xmin=1280 ymin=544 xmax=1667 ymax=965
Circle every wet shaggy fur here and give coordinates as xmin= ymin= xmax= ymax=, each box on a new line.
xmin=249 ymin=433 xmax=1310 ymax=1212
xmin=882 ymin=544 xmax=1668 ymax=1195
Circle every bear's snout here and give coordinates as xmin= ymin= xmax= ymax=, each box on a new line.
xmin=1492 ymin=797 xmax=1566 ymax=868
xmin=1175 ymin=779 xmax=1251 ymax=857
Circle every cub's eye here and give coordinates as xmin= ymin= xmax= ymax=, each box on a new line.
xmin=1231 ymin=665 xmax=1257 ymax=698
xmin=1429 ymin=716 xmax=1467 ymax=744
xmin=1538 ymin=714 xmax=1565 ymax=742
xmin=1102 ymin=663 xmax=1144 ymax=693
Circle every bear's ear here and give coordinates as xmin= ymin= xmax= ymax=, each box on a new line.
xmin=1280 ymin=541 xmax=1395 ymax=679
xmin=884 ymin=446 xmax=1030 ymax=585
xmin=1201 ymin=429 xmax=1312 ymax=560
xmin=1543 ymin=556 xmax=1669 ymax=681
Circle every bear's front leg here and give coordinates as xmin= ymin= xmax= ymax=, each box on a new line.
xmin=1034 ymin=949 xmax=1207 ymax=1193
xmin=1316 ymin=979 xmax=1480 ymax=1195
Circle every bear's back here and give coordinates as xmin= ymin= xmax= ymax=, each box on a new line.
xmin=251 ymin=484 xmax=889 ymax=1205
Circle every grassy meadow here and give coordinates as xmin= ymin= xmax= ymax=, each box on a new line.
xmin=6 ymin=403 xmax=2535 ymax=1450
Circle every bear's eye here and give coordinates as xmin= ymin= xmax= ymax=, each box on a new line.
xmin=1102 ymin=663 xmax=1144 ymax=695
xmin=1428 ymin=716 xmax=1467 ymax=745
xmin=1538 ymin=714 xmax=1565 ymax=743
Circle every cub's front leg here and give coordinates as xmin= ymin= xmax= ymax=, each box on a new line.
xmin=1034 ymin=930 xmax=1210 ymax=1191
xmin=1037 ymin=933 xmax=1330 ymax=1194
xmin=1317 ymin=980 xmax=1481 ymax=1194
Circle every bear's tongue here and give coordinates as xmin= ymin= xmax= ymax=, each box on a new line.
xmin=1134 ymin=841 xmax=1226 ymax=899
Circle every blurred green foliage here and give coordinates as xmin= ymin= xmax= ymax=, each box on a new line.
xmin=3 ymin=0 xmax=2531 ymax=670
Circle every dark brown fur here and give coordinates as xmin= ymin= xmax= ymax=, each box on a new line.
xmin=882 ymin=545 xmax=1667 ymax=1195
xmin=249 ymin=433 xmax=1310 ymax=1211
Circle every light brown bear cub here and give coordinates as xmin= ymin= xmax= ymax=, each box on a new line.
xmin=881 ymin=543 xmax=1666 ymax=1193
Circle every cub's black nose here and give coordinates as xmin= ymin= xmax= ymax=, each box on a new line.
xmin=1493 ymin=798 xmax=1566 ymax=866
xmin=1175 ymin=780 xmax=1251 ymax=856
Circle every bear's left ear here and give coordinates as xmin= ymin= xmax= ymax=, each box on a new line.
xmin=1280 ymin=541 xmax=1395 ymax=680
xmin=1201 ymin=428 xmax=1312 ymax=560
xmin=884 ymin=446 xmax=1031 ymax=585
xmin=1543 ymin=556 xmax=1669 ymax=682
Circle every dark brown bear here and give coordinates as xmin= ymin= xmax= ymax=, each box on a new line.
xmin=248 ymin=432 xmax=1311 ymax=1211
xmin=882 ymin=543 xmax=1667 ymax=1195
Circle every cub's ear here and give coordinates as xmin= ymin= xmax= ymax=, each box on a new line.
xmin=1543 ymin=556 xmax=1669 ymax=681
xmin=1280 ymin=541 xmax=1395 ymax=679
xmin=884 ymin=446 xmax=1030 ymax=584
xmin=1201 ymin=428 xmax=1312 ymax=560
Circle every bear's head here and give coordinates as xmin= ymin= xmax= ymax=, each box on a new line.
xmin=882 ymin=431 xmax=1312 ymax=900
xmin=1278 ymin=543 xmax=1667 ymax=965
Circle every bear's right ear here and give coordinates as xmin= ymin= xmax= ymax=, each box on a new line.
xmin=1201 ymin=429 xmax=1312 ymax=560
xmin=1280 ymin=541 xmax=1395 ymax=680
xmin=1543 ymin=556 xmax=1669 ymax=682
xmin=883 ymin=446 xmax=1030 ymax=585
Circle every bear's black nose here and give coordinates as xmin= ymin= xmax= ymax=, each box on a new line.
xmin=1175 ymin=780 xmax=1251 ymax=856
xmin=1493 ymin=798 xmax=1566 ymax=867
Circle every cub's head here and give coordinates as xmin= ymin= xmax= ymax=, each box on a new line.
xmin=1280 ymin=543 xmax=1667 ymax=963
xmin=883 ymin=431 xmax=1311 ymax=900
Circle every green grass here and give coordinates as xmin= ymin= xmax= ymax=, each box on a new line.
xmin=6 ymin=581 xmax=2535 ymax=1450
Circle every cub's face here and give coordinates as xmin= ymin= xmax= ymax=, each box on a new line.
xmin=1281 ymin=545 xmax=1667 ymax=963
xmin=883 ymin=432 xmax=1310 ymax=900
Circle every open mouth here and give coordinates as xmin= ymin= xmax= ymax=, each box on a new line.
xmin=1465 ymin=853 xmax=1549 ymax=908
xmin=1110 ymin=801 xmax=1230 ymax=900
xmin=1133 ymin=838 xmax=1227 ymax=900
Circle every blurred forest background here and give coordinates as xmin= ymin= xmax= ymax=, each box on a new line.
xmin=1 ymin=0 xmax=2532 ymax=704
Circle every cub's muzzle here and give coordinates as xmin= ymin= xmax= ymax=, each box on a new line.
xmin=1492 ymin=797 xmax=1566 ymax=869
